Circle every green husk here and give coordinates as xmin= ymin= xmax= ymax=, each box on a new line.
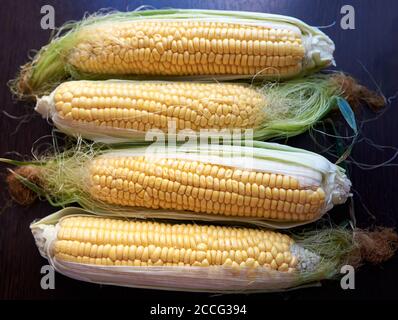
xmin=10 ymin=9 xmax=334 ymax=99
xmin=253 ymin=74 xmax=343 ymax=140
xmin=1 ymin=141 xmax=100 ymax=206
xmin=293 ymin=227 xmax=356 ymax=283
xmin=253 ymin=72 xmax=385 ymax=140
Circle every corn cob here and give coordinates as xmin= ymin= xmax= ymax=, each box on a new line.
xmin=53 ymin=216 xmax=298 ymax=270
xmin=31 ymin=209 xmax=397 ymax=292
xmin=4 ymin=141 xmax=351 ymax=227
xmin=13 ymin=9 xmax=335 ymax=98
xmin=88 ymin=154 xmax=326 ymax=222
xmin=36 ymin=74 xmax=376 ymax=143
xmin=38 ymin=81 xmax=265 ymax=132
xmin=69 ymin=20 xmax=305 ymax=77
xmin=30 ymin=210 xmax=320 ymax=292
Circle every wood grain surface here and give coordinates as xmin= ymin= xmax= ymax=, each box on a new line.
xmin=0 ymin=0 xmax=397 ymax=301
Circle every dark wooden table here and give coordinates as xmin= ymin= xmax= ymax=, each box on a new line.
xmin=1 ymin=0 xmax=397 ymax=302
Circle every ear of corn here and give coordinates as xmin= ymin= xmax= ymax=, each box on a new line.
xmin=70 ymin=19 xmax=305 ymax=78
xmin=12 ymin=9 xmax=334 ymax=98
xmin=6 ymin=141 xmax=351 ymax=228
xmin=30 ymin=207 xmax=357 ymax=293
xmin=35 ymin=74 xmax=349 ymax=143
xmin=87 ymin=153 xmax=325 ymax=222
xmin=54 ymin=215 xmax=297 ymax=270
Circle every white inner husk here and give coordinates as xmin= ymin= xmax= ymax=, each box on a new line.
xmin=30 ymin=208 xmax=321 ymax=293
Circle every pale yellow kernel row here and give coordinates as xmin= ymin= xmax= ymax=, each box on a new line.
xmin=111 ymin=21 xmax=302 ymax=41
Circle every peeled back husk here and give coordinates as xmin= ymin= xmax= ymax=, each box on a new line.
xmin=31 ymin=207 xmax=381 ymax=293
xmin=7 ymin=141 xmax=351 ymax=228
xmin=35 ymin=74 xmax=350 ymax=143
